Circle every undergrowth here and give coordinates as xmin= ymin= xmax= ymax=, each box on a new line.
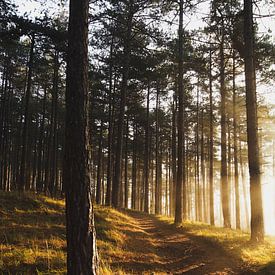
xmin=1 ymin=191 xmax=275 ymax=274
xmin=0 ymin=192 xmax=129 ymax=274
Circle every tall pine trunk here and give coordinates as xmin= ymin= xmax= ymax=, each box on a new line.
xmin=220 ymin=30 xmax=231 ymax=228
xmin=18 ymin=34 xmax=35 ymax=191
xmin=243 ymin=0 xmax=264 ymax=242
xmin=209 ymin=48 xmax=215 ymax=225
xmin=175 ymin=0 xmax=185 ymax=224
xmin=144 ymin=83 xmax=150 ymax=213
xmin=64 ymin=0 xmax=98 ymax=273
xmin=232 ymin=52 xmax=240 ymax=230
xmin=112 ymin=2 xmax=133 ymax=208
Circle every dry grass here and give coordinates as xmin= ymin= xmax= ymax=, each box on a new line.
xmin=2 ymin=191 xmax=275 ymax=274
xmin=157 ymin=215 xmax=275 ymax=272
xmin=0 ymin=192 xmax=129 ymax=274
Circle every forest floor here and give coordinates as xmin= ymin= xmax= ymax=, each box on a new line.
xmin=108 ymin=210 xmax=275 ymax=274
xmin=1 ymin=192 xmax=275 ymax=274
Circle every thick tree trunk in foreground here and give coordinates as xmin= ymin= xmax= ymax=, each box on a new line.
xmin=64 ymin=0 xmax=98 ymax=273
xmin=243 ymin=0 xmax=264 ymax=243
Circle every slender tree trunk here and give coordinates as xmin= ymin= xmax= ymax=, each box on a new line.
xmin=209 ymin=48 xmax=215 ymax=225
xmin=201 ymin=110 xmax=206 ymax=222
xmin=124 ymin=118 xmax=129 ymax=208
xmin=175 ymin=0 xmax=185 ymax=224
xmin=64 ymin=0 xmax=98 ymax=273
xmin=105 ymin=40 xmax=114 ymax=206
xmin=49 ymin=50 xmax=59 ymax=195
xmin=96 ymin=120 xmax=104 ymax=205
xmin=18 ymin=34 xmax=35 ymax=191
xmin=112 ymin=2 xmax=133 ymax=208
xmin=171 ymin=96 xmax=177 ymax=217
xmin=243 ymin=0 xmax=264 ymax=242
xmin=37 ymin=88 xmax=47 ymax=192
xmin=233 ymin=52 xmax=241 ymax=230
xmin=196 ymin=82 xmax=202 ymax=222
xmin=144 ymin=83 xmax=150 ymax=213
xmin=132 ymin=123 xmax=137 ymax=210
xmin=239 ymin=138 xmax=249 ymax=230
xmin=155 ymin=85 xmax=160 ymax=215
xmin=220 ymin=30 xmax=231 ymax=228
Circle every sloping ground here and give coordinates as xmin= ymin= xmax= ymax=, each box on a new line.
xmin=0 ymin=192 xmax=275 ymax=274
xmin=116 ymin=211 xmax=275 ymax=274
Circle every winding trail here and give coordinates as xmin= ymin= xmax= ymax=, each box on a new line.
xmin=111 ymin=210 xmax=255 ymax=274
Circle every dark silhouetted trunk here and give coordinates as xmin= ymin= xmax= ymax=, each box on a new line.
xmin=175 ymin=0 xmax=185 ymax=224
xmin=64 ymin=0 xmax=98 ymax=273
xmin=18 ymin=34 xmax=35 ymax=191
xmin=155 ymin=85 xmax=160 ymax=215
xmin=243 ymin=0 xmax=264 ymax=242
xmin=124 ymin=118 xmax=129 ymax=208
xmin=112 ymin=2 xmax=133 ymax=208
xmin=144 ymin=83 xmax=150 ymax=213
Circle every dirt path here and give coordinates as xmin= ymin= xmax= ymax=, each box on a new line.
xmin=111 ymin=211 xmax=254 ymax=274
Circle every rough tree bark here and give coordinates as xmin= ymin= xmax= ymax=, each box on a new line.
xmin=64 ymin=0 xmax=98 ymax=273
xmin=243 ymin=0 xmax=264 ymax=242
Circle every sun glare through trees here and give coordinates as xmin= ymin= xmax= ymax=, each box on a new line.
xmin=1 ymin=0 xmax=275 ymax=274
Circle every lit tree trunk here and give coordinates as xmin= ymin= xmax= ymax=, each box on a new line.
xmin=64 ymin=0 xmax=98 ymax=273
xmin=239 ymin=138 xmax=249 ymax=229
xmin=196 ymin=82 xmax=202 ymax=222
xmin=96 ymin=120 xmax=104 ymax=205
xmin=124 ymin=117 xmax=129 ymax=208
xmin=105 ymin=38 xmax=114 ymax=206
xmin=132 ymin=123 xmax=137 ymax=210
xmin=171 ymin=95 xmax=177 ymax=216
xmin=243 ymin=0 xmax=264 ymax=242
xmin=233 ymin=52 xmax=240 ymax=230
xmin=209 ymin=48 xmax=215 ymax=225
xmin=201 ymin=110 xmax=206 ymax=222
xmin=220 ymin=30 xmax=231 ymax=228
xmin=227 ymin=119 xmax=232 ymax=226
